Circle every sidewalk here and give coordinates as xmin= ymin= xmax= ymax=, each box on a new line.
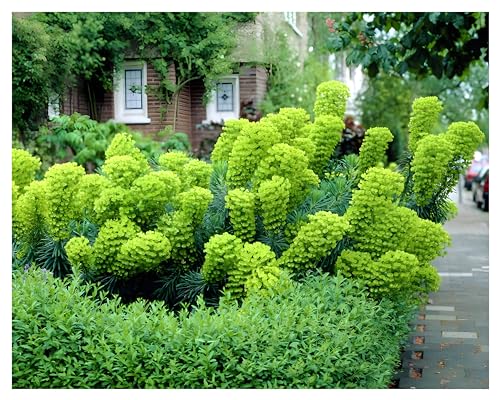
xmin=396 ymin=186 xmax=489 ymax=389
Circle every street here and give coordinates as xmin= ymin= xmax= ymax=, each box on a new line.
xmin=397 ymin=185 xmax=489 ymax=389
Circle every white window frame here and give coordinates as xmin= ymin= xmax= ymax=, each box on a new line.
xmin=205 ymin=75 xmax=240 ymax=124
xmin=283 ymin=12 xmax=303 ymax=37
xmin=113 ymin=60 xmax=150 ymax=124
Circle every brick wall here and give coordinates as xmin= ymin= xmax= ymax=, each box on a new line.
xmin=240 ymin=65 xmax=268 ymax=107
xmin=61 ymin=81 xmax=90 ymax=116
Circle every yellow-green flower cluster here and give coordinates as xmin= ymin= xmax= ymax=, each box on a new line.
xmin=65 ymin=236 xmax=94 ymax=270
xmin=130 ymin=171 xmax=180 ymax=225
xmin=156 ymin=212 xmax=196 ymax=270
xmin=201 ymin=233 xmax=243 ymax=283
xmin=253 ymin=143 xmax=319 ymax=207
xmin=227 ymin=121 xmax=281 ymax=188
xmin=225 ymin=188 xmax=256 ymax=242
xmin=307 ymin=115 xmax=344 ymax=174
xmin=260 ymin=107 xmax=310 ymax=143
xmin=12 ymin=149 xmax=41 ymax=193
xmin=313 ymin=80 xmax=350 ymax=119
xmin=102 ymin=155 xmax=148 ymax=188
xmin=342 ymin=167 xmax=447 ymax=300
xmin=117 ymin=231 xmax=171 ymax=277
xmin=76 ymin=174 xmax=111 ymax=219
xmin=44 ymin=163 xmax=85 ymax=240
xmin=279 ymin=211 xmax=349 ymax=271
xmin=408 ymin=96 xmax=443 ymax=154
xmin=211 ymin=119 xmax=252 ymax=162
xmin=105 ymin=132 xmax=149 ymax=171
xmin=257 ymin=176 xmax=291 ymax=234
xmin=91 ymin=217 xmax=141 ymax=276
xmin=158 ymin=151 xmax=190 ymax=173
xmin=13 ymin=180 xmax=48 ymax=244
xmin=337 ymin=250 xmax=420 ymax=301
xmin=66 ymin=225 xmax=171 ymax=278
xmin=226 ymin=241 xmax=276 ymax=299
xmin=442 ymin=121 xmax=485 ymax=166
xmin=244 ymin=260 xmax=286 ymax=296
xmin=411 ymin=135 xmax=453 ymax=205
xmin=357 ymin=127 xmax=394 ymax=173
xmin=177 ymin=186 xmax=213 ymax=225
xmin=183 ymin=159 xmax=213 ymax=189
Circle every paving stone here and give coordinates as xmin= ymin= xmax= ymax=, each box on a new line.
xmin=442 ymin=331 xmax=478 ymax=339
xmin=425 ymin=305 xmax=455 ymax=312
xmin=424 ymin=314 xmax=457 ymax=321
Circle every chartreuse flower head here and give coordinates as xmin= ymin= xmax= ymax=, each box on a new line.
xmin=226 ymin=241 xmax=276 ymax=299
xmin=201 ymin=233 xmax=243 ymax=284
xmin=313 ymin=80 xmax=350 ymax=119
xmin=257 ymin=176 xmax=291 ymax=234
xmin=12 ymin=149 xmax=41 ymax=193
xmin=260 ymin=107 xmax=310 ymax=143
xmin=91 ymin=217 xmax=141 ymax=276
xmin=211 ymin=119 xmax=252 ymax=162
xmin=225 ymin=188 xmax=256 ymax=242
xmin=408 ymin=96 xmax=443 ymax=154
xmin=279 ymin=211 xmax=349 ymax=271
xmin=44 ymin=162 xmax=85 ymax=240
xmin=411 ymin=135 xmax=453 ymax=205
xmin=358 ymin=127 xmax=394 ymax=173
xmin=307 ymin=115 xmax=344 ymax=174
xmin=226 ymin=120 xmax=281 ymax=188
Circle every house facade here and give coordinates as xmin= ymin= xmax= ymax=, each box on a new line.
xmin=59 ymin=12 xmax=309 ymax=155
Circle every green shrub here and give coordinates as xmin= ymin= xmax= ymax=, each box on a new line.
xmin=12 ymin=268 xmax=415 ymax=388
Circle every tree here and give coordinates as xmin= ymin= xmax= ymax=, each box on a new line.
xmin=13 ymin=13 xmax=256 ymax=137
xmin=326 ymin=12 xmax=488 ymax=81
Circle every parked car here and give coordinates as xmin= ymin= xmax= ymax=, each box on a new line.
xmin=472 ymin=166 xmax=489 ymax=211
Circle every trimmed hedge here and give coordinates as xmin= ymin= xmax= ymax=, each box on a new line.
xmin=13 ymin=268 xmax=415 ymax=388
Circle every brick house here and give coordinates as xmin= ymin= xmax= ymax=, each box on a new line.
xmin=58 ymin=12 xmax=309 ymax=155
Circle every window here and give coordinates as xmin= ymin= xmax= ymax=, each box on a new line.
xmin=205 ymin=75 xmax=240 ymax=124
xmin=283 ymin=12 xmax=303 ymax=37
xmin=113 ymin=60 xmax=150 ymax=124
xmin=216 ymin=83 xmax=234 ymax=111
xmin=48 ymin=94 xmax=60 ymax=119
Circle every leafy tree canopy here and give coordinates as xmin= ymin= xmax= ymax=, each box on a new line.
xmin=326 ymin=12 xmax=488 ymax=81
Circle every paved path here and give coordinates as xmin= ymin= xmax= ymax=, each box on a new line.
xmin=397 ymin=186 xmax=489 ymax=389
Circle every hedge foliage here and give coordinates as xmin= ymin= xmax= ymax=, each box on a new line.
xmin=13 ymin=269 xmax=415 ymax=388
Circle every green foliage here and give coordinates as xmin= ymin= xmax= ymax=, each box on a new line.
xmin=12 ymin=149 xmax=41 ymax=192
xmin=225 ymin=189 xmax=256 ymax=242
xmin=313 ymin=80 xmax=350 ymax=119
xmin=327 ymin=12 xmax=488 ymax=81
xmin=279 ymin=211 xmax=349 ymax=272
xmin=12 ymin=16 xmax=72 ymax=135
xmin=13 ymin=269 xmax=415 ymax=388
xmin=357 ymin=127 xmax=394 ymax=173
